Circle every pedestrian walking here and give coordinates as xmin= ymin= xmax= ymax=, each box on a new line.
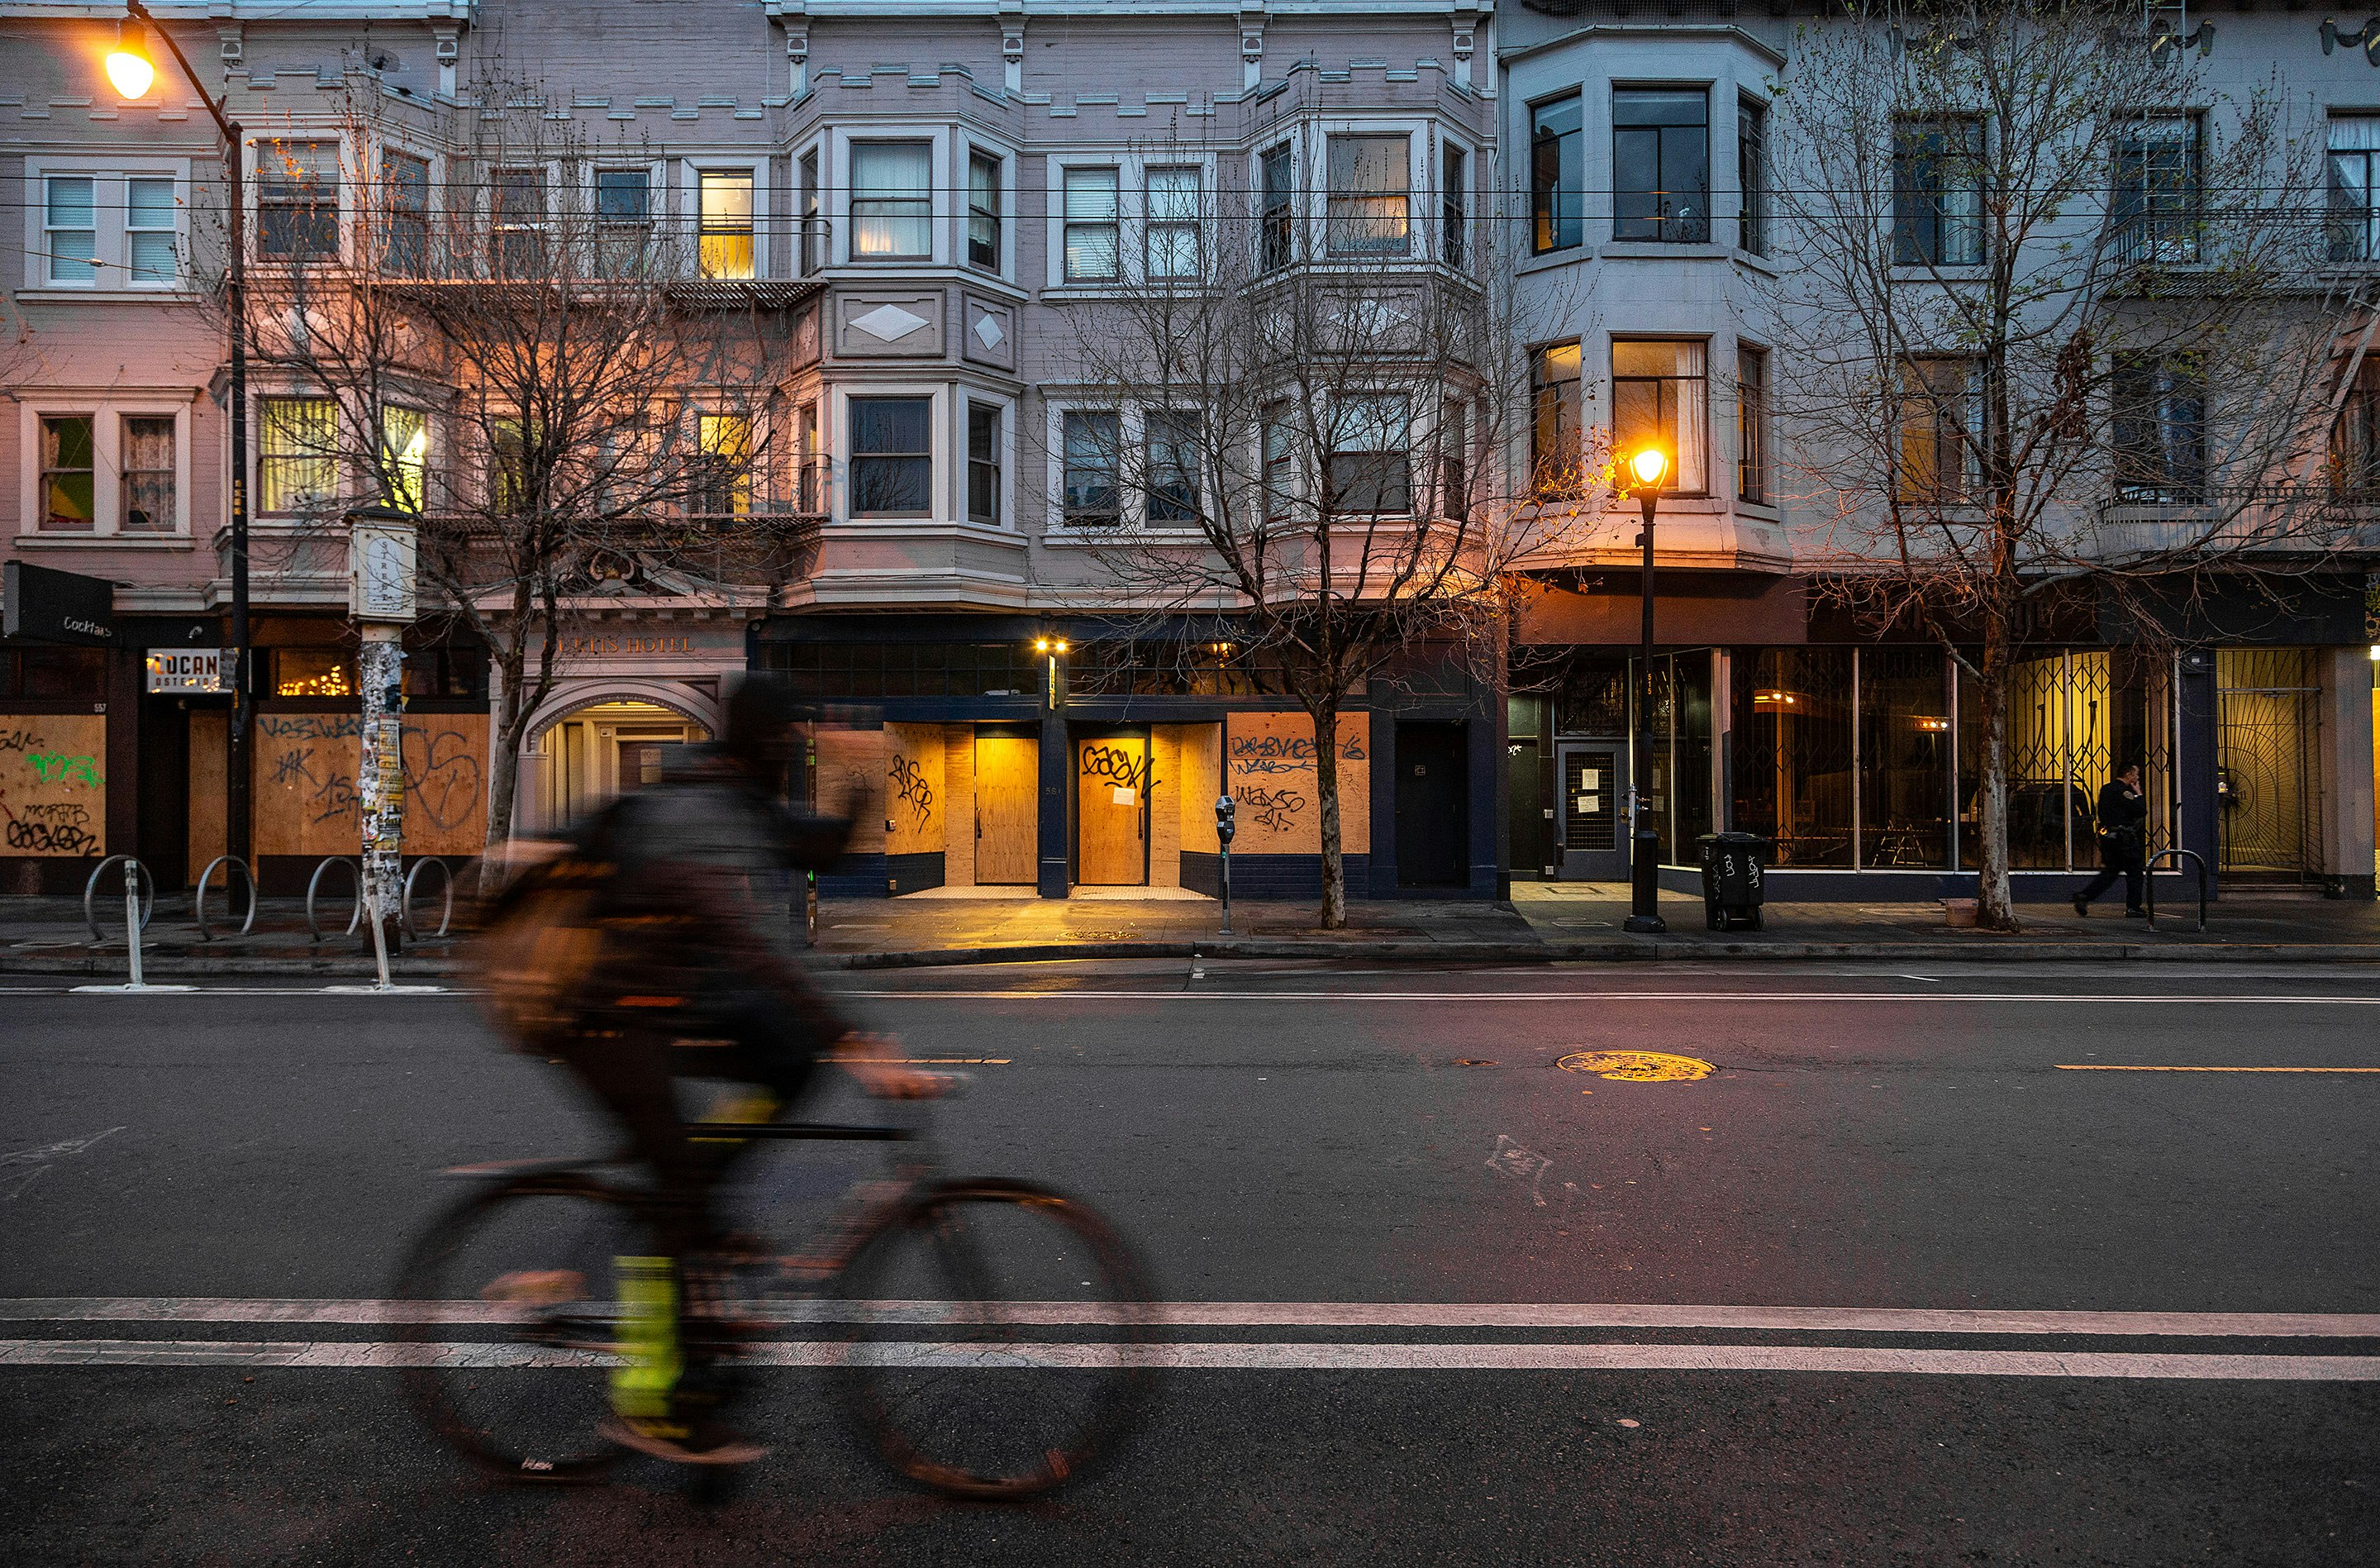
xmin=2073 ymin=763 xmax=2149 ymax=917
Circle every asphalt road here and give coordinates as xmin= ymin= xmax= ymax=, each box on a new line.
xmin=3 ymin=960 xmax=2377 ymax=1566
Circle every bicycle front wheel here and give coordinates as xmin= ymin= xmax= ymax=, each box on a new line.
xmin=392 ymin=1173 xmax=654 ymax=1482
xmin=830 ymin=1179 xmax=1158 ymax=1499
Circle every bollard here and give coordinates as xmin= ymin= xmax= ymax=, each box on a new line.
xmin=71 ymin=855 xmax=193 ymax=994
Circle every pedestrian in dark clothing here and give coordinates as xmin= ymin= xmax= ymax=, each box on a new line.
xmin=2073 ymin=763 xmax=2148 ymax=917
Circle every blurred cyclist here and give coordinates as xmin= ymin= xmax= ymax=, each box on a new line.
xmin=531 ymin=674 xmax=933 ymax=1465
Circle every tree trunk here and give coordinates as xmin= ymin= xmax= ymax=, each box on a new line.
xmin=1313 ymin=703 xmax=1346 ymax=929
xmin=1973 ymin=626 xmax=2018 ymax=933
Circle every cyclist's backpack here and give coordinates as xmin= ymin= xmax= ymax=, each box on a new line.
xmin=471 ymin=794 xmax=640 ymax=1053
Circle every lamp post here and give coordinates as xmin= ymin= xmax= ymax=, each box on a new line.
xmin=1622 ymin=447 xmax=1668 ymax=935
xmin=109 ymin=2 xmax=251 ymax=900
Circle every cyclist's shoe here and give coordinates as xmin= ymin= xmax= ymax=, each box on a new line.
xmin=599 ymin=1412 xmax=768 ymax=1467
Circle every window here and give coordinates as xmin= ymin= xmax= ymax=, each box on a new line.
xmin=1440 ymin=399 xmax=1468 ymax=519
xmin=1614 ymin=88 xmax=1710 ymax=243
xmin=1893 ymin=117 xmax=1984 ymax=267
xmin=1261 ymin=402 xmax=1293 ymax=525
xmin=490 ymin=419 xmax=532 ymax=515
xmin=1146 ymin=166 xmax=1202 ymax=280
xmin=850 ymin=397 xmax=932 ymax=516
xmin=121 ymin=416 xmax=175 ymax=532
xmin=39 ymin=416 xmax=95 ymax=531
xmin=274 ymin=649 xmax=356 ymax=699
xmin=44 ymin=177 xmax=96 ymax=284
xmin=693 ymin=413 xmax=751 ymax=515
xmin=1441 ymin=144 xmax=1468 ymax=270
xmin=967 ymin=402 xmax=1001 ymax=525
xmin=1731 ymin=648 xmax=1854 ymax=867
xmin=968 ymin=150 xmax=1002 ymax=271
xmin=381 ymin=407 xmax=427 ymax=513
xmin=1145 ymin=411 xmax=1202 ymax=525
xmin=1898 ymin=358 xmax=1980 ymax=504
xmin=1063 ymin=167 xmax=1121 ymax=282
xmin=492 ymin=165 xmax=547 ymax=275
xmin=797 ymin=150 xmax=822 ymax=274
xmin=1737 ymin=99 xmax=1768 ymax=256
xmin=1859 ymin=646 xmax=1953 ymax=870
xmin=1259 ymin=143 xmax=1295 ymax=271
xmin=697 ymin=170 xmax=755 ymax=280
xmin=126 ymin=176 xmax=176 ymax=284
xmin=851 ymin=141 xmax=931 ymax=259
xmin=1326 ymin=396 xmax=1411 ymax=514
xmin=258 ymin=140 xmax=340 ymax=260
xmin=595 ymin=168 xmax=650 ymax=277
xmin=1326 ymin=135 xmax=1410 ymax=256
xmin=1737 ymin=346 xmax=1769 ymax=503
xmin=2330 ymin=117 xmax=2380 ymax=263
xmin=2331 ymin=356 xmax=2380 ymax=495
xmin=381 ymin=152 xmax=428 ymax=274
xmin=1062 ymin=410 xmax=1121 ymax=525
xmin=2113 ymin=115 xmax=2201 ymax=265
xmin=1531 ymin=97 xmax=1583 ymax=252
xmin=1530 ymin=342 xmax=1582 ymax=492
xmin=1613 ymin=339 xmax=1709 ymax=490
xmin=259 ymin=398 xmax=338 ymax=512
xmin=793 ymin=402 xmax=822 ymax=513
xmin=2112 ymin=353 xmax=2206 ymax=503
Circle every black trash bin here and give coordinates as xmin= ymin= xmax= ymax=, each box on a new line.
xmin=1697 ymin=832 xmax=1771 ymax=932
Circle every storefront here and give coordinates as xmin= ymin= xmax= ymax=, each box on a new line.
xmin=510 ymin=617 xmax=749 ymax=836
xmin=754 ymin=615 xmax=1498 ymax=900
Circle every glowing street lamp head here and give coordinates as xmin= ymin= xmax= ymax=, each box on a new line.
xmin=1628 ymin=447 xmax=1668 ymax=489
xmin=105 ymin=24 xmax=156 ymax=101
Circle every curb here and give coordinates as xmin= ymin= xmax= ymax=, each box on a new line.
xmin=7 ymin=937 xmax=2380 ymax=980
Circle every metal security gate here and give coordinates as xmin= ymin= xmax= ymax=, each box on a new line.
xmin=1556 ymin=742 xmax=1627 ymax=880
xmin=2216 ymin=649 xmax=2322 ymax=881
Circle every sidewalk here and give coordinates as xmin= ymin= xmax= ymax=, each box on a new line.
xmin=5 ymin=879 xmax=2378 ymax=979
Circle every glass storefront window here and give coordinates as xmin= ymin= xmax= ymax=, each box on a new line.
xmin=1957 ymin=650 xmax=2173 ymax=872
xmin=1731 ymin=648 xmax=1854 ymax=866
xmin=1654 ymin=651 xmax=1713 ymax=865
xmin=1859 ymin=646 xmax=1953 ymax=869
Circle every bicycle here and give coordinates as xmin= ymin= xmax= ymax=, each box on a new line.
xmin=390 ymin=1080 xmax=1158 ymax=1499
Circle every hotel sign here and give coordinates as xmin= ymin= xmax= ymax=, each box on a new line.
xmin=563 ymin=633 xmax=699 ymax=657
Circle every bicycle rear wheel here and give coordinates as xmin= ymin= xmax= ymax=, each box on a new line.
xmin=392 ymin=1173 xmax=653 ymax=1482
xmin=830 ymin=1179 xmax=1158 ymax=1499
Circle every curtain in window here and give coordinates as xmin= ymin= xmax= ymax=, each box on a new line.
xmin=1326 ymin=136 xmax=1410 ymax=255
xmin=852 ymin=142 xmax=931 ymax=258
xmin=2330 ymin=117 xmax=2380 ymax=262
xmin=121 ymin=416 xmax=175 ymax=532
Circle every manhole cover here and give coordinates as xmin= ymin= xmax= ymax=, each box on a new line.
xmin=1557 ymin=1050 xmax=1716 ymax=1083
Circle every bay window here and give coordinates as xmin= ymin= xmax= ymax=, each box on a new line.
xmin=852 ymin=141 xmax=932 ymax=259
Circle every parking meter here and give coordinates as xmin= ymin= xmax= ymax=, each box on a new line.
xmin=1215 ymin=794 xmax=1236 ymax=934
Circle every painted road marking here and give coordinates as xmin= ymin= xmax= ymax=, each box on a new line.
xmin=2056 ymin=1065 xmax=2380 ymax=1074
xmin=842 ymin=989 xmax=2380 ymax=1006
xmin=2 ymin=1337 xmax=2376 ymax=1380
xmin=7 ymin=1298 xmax=2378 ymax=1337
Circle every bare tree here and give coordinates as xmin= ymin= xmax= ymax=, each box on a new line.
xmin=218 ymin=60 xmax=814 ymax=865
xmin=1763 ymin=0 xmax=2363 ymax=929
xmin=1049 ymin=131 xmax=1605 ymax=926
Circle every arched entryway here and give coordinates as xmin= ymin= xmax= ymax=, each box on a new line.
xmin=517 ymin=684 xmax=717 ymax=834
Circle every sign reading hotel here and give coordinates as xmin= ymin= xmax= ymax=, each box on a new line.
xmin=563 ymin=632 xmax=700 ymax=658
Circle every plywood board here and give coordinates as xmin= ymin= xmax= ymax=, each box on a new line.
xmin=942 ymin=722 xmax=977 ymax=885
xmin=1178 ymin=722 xmax=1221 ymax=855
xmin=813 ymin=726 xmax=885 ymax=855
xmin=1223 ymin=712 xmax=1370 ymax=855
xmin=1076 ymin=736 xmax=1148 ymax=885
xmin=1149 ymin=727 xmax=1183 ymax=887
xmin=188 ymin=709 xmax=226 ymax=881
xmin=0 ymin=714 xmax=108 ymax=859
xmin=883 ymin=722 xmax=946 ymax=855
xmin=973 ymin=733 xmax=1037 ymax=884
xmin=252 ymin=712 xmax=491 ymax=858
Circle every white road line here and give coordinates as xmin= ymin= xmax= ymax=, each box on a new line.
xmin=4 ymin=1337 xmax=2377 ymax=1380
xmin=6 ymin=1298 xmax=2378 ymax=1337
xmin=842 ymin=989 xmax=2380 ymax=1005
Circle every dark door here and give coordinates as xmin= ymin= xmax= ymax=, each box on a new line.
xmin=136 ymin=693 xmax=189 ymax=888
xmin=1557 ymin=741 xmax=1629 ymax=880
xmin=1396 ymin=722 xmax=1468 ymax=888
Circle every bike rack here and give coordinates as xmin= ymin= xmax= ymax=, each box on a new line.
xmin=2144 ymin=847 xmax=2211 ymax=932
xmin=306 ymin=855 xmax=364 ymax=942
xmin=401 ymin=856 xmax=455 ymax=938
xmin=193 ymin=855 xmax=257 ymax=941
xmin=82 ymin=855 xmax=155 ymax=943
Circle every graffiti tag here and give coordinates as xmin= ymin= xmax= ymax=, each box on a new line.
xmin=888 ymin=754 xmax=935 ymax=829
xmin=1231 ymin=784 xmax=1306 ymax=832
xmin=1078 ymin=744 xmax=1152 ymax=794
xmin=25 ymin=754 xmax=103 ymax=789
xmin=0 ymin=727 xmax=47 ymax=755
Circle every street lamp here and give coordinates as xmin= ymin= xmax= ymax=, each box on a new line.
xmin=1622 ymin=446 xmax=1668 ymax=935
xmin=108 ymin=0 xmax=252 ymax=902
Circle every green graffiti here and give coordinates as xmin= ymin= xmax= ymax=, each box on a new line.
xmin=26 ymin=753 xmax=104 ymax=789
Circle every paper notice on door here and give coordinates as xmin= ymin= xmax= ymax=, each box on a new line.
xmin=1582 ymin=770 xmax=1600 ymax=789
xmin=1578 ymin=794 xmax=1599 ymax=813
xmin=1111 ymin=786 xmax=1136 ymax=806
